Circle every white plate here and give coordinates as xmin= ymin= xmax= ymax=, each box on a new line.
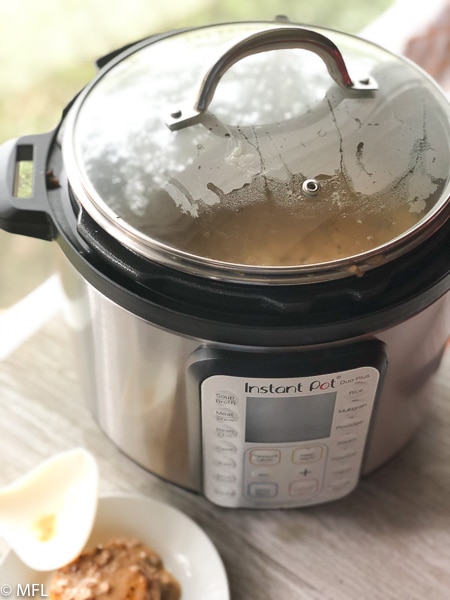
xmin=0 ymin=494 xmax=230 ymax=600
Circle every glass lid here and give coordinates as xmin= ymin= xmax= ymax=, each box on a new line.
xmin=62 ymin=21 xmax=450 ymax=283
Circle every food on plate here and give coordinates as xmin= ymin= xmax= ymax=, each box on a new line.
xmin=48 ymin=537 xmax=181 ymax=600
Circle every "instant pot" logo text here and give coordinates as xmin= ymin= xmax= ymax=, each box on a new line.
xmin=244 ymin=377 xmax=337 ymax=395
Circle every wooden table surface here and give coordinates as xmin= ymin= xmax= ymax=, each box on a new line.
xmin=0 ymin=308 xmax=449 ymax=599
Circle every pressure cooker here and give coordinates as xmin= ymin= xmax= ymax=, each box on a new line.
xmin=1 ymin=20 xmax=449 ymax=509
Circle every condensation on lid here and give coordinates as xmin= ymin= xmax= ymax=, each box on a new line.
xmin=62 ymin=21 xmax=450 ymax=281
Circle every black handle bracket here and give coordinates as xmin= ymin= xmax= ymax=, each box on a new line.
xmin=0 ymin=131 xmax=57 ymax=241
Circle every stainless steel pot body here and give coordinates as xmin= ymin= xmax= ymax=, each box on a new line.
xmin=61 ymin=259 xmax=450 ymax=493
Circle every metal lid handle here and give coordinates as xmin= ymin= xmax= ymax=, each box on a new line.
xmin=166 ymin=26 xmax=377 ymax=131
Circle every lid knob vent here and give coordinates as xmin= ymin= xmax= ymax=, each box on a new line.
xmin=302 ymin=178 xmax=321 ymax=197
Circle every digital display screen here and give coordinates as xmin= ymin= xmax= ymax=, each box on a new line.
xmin=245 ymin=392 xmax=336 ymax=443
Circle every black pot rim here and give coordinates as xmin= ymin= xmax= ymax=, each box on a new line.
xmin=46 ymin=141 xmax=450 ymax=347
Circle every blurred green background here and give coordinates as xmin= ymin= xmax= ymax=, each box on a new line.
xmin=0 ymin=0 xmax=392 ymax=309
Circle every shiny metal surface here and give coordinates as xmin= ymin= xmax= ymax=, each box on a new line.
xmin=363 ymin=291 xmax=450 ymax=474
xmin=166 ymin=26 xmax=377 ymax=131
xmin=60 ymin=259 xmax=450 ymax=497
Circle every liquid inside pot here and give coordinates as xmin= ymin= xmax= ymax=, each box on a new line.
xmin=139 ymin=169 xmax=431 ymax=267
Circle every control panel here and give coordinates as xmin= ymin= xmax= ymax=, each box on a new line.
xmin=201 ymin=366 xmax=381 ymax=508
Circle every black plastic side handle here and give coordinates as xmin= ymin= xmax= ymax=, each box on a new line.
xmin=0 ymin=131 xmax=57 ymax=241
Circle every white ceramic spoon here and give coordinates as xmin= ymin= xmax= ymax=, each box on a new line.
xmin=0 ymin=448 xmax=98 ymax=571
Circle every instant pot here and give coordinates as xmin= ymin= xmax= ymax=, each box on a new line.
xmin=1 ymin=20 xmax=449 ymax=509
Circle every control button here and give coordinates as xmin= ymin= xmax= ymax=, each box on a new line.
xmin=347 ymin=388 xmax=366 ymax=399
xmin=332 ymin=463 xmax=353 ymax=476
xmin=336 ymin=433 xmax=358 ymax=447
xmin=213 ymin=472 xmax=237 ymax=483
xmin=289 ymin=479 xmax=319 ymax=496
xmin=335 ymin=417 xmax=364 ymax=431
xmin=247 ymin=482 xmax=278 ymax=498
xmin=213 ymin=456 xmax=236 ymax=468
xmin=337 ymin=402 xmax=369 ymax=416
xmin=213 ymin=486 xmax=237 ymax=498
xmin=250 ymin=469 xmax=272 ymax=480
xmin=292 ymin=445 xmax=323 ymax=464
xmin=297 ymin=467 xmax=313 ymax=477
xmin=215 ymin=407 xmax=238 ymax=423
xmin=215 ymin=390 xmax=239 ymax=407
xmin=349 ymin=394 xmax=369 ymax=404
xmin=326 ymin=478 xmax=354 ymax=494
xmin=248 ymin=449 xmax=281 ymax=466
xmin=331 ymin=450 xmax=358 ymax=462
xmin=214 ymin=440 xmax=237 ymax=454
xmin=215 ymin=425 xmax=238 ymax=438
